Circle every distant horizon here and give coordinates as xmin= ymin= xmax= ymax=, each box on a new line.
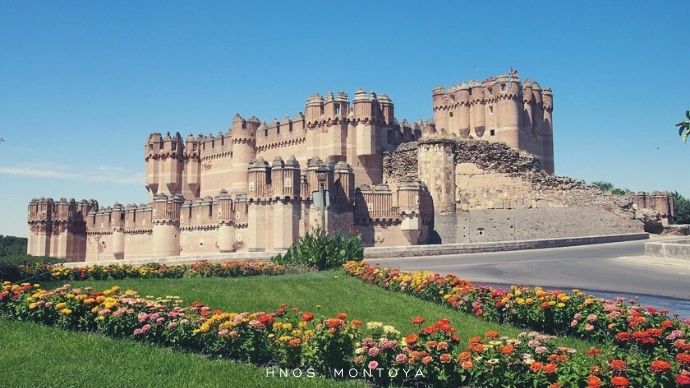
xmin=2 ymin=1 xmax=689 ymax=237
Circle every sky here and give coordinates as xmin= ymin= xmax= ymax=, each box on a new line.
xmin=1 ymin=1 xmax=689 ymax=237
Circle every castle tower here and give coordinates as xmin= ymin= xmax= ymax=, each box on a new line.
xmin=151 ymin=194 xmax=184 ymax=257
xmin=183 ymin=134 xmax=201 ymax=199
xmin=494 ymin=75 xmax=521 ymax=148
xmin=397 ymin=181 xmax=424 ymax=244
xmin=456 ymin=85 xmax=471 ymax=138
xmin=353 ymin=89 xmax=376 ymax=157
xmin=378 ymin=94 xmax=394 ymax=125
xmin=431 ymin=86 xmax=448 ymax=132
xmin=145 ymin=133 xmax=162 ymax=198
xmin=228 ymin=114 xmax=258 ymax=194
xmin=270 ymin=156 xmax=301 ymax=250
xmin=417 ymin=139 xmax=456 ymax=214
xmin=216 ymin=189 xmax=236 ymax=252
xmin=246 ymin=158 xmax=271 ymax=251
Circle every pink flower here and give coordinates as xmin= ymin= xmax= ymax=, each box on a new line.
xmin=137 ymin=312 xmax=148 ymax=322
xmin=368 ymin=347 xmax=380 ymax=357
xmin=167 ymin=322 xmax=177 ymax=330
xmin=535 ymin=346 xmax=548 ymax=354
xmin=218 ymin=329 xmax=229 ymax=336
xmin=587 ymin=314 xmax=598 ymax=322
xmin=395 ymin=353 xmax=408 ymax=364
xmin=571 ymin=320 xmax=578 ymax=328
xmin=141 ymin=324 xmax=151 ymax=333
xmin=368 ymin=360 xmax=379 ymax=370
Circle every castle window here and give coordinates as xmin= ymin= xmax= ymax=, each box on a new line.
xmin=490 ymin=129 xmax=496 ymax=136
xmin=489 ymin=106 xmax=494 ymax=114
xmin=500 ymin=83 xmax=507 ymax=92
xmin=264 ymin=127 xmax=268 ymax=136
xmin=289 ymin=121 xmax=293 ymax=132
xmin=449 ymin=111 xmax=453 ymax=117
xmin=488 ymin=87 xmax=493 ymax=95
xmin=387 ymin=129 xmax=395 ymax=145
xmin=171 ymin=142 xmax=177 ymax=151
xmin=334 ymin=104 xmax=340 ymax=115
xmin=276 ymin=123 xmax=280 ymax=134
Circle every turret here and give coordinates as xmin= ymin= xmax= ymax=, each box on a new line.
xmin=247 ymin=157 xmax=271 ymax=199
xmin=151 ymin=193 xmax=184 ymax=257
xmin=378 ymin=94 xmax=394 ymax=125
xmin=353 ymin=89 xmax=376 ymax=156
xmin=160 ymin=132 xmax=185 ymax=196
xmin=228 ymin=114 xmax=257 ymax=194
xmin=145 ymin=133 xmax=162 ymax=197
xmin=183 ymin=134 xmax=201 ymax=199
xmin=305 ymin=94 xmax=324 ymax=125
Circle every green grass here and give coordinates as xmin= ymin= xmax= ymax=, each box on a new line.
xmin=2 ymin=270 xmax=597 ymax=387
xmin=0 ymin=319 xmax=362 ymax=388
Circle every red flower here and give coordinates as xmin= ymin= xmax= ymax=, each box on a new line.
xmin=661 ymin=319 xmax=674 ymax=329
xmin=611 ymin=376 xmax=629 ymax=387
xmin=214 ymin=309 xmax=223 ymax=315
xmin=615 ymin=332 xmax=631 ymax=342
xmin=609 ymin=359 xmax=626 ymax=372
xmin=336 ymin=312 xmax=347 ymax=320
xmin=587 ymin=375 xmax=602 ymax=388
xmin=650 ymin=360 xmax=671 ymax=373
xmin=301 ymin=311 xmax=314 ymax=322
xmin=351 ymin=319 xmax=362 ymax=327
xmin=586 ymin=347 xmax=602 ymax=357
xmin=423 ymin=325 xmax=437 ymax=335
xmin=411 ymin=316 xmax=425 ymax=325
xmin=677 ymin=353 xmax=690 ymax=366
xmin=548 ymin=384 xmax=561 ymax=388
xmin=676 ymin=374 xmax=690 ymax=386
xmin=258 ymin=314 xmax=272 ymax=325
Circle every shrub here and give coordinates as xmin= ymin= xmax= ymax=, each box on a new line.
xmin=0 ymin=255 xmax=63 ymax=282
xmin=271 ymin=229 xmax=363 ymax=270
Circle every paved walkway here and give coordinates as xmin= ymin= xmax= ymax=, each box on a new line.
xmin=367 ymin=239 xmax=690 ymax=300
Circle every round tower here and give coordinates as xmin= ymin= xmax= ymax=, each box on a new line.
xmin=494 ymin=75 xmax=521 ymax=148
xmin=228 ymin=114 xmax=257 ymax=194
xmin=152 ymin=194 xmax=184 ymax=257
xmin=457 ymin=85 xmax=471 ymax=138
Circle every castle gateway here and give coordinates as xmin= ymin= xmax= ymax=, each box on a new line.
xmin=28 ymin=71 xmax=665 ymax=261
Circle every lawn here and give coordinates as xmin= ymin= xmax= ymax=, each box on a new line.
xmin=1 ymin=269 xmax=596 ymax=387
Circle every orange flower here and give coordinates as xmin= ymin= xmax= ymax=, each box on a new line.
xmin=543 ymin=363 xmax=558 ymax=374
xmin=411 ymin=316 xmax=425 ymax=325
xmin=485 ymin=330 xmax=499 ymax=339
xmin=421 ymin=355 xmax=433 ymax=365
xmin=677 ymin=353 xmax=690 ymax=366
xmin=325 ymin=318 xmax=342 ymax=329
xmin=611 ymin=376 xmax=629 ymax=387
xmin=530 ymin=361 xmax=543 ymax=372
xmin=301 ymin=311 xmax=314 ymax=322
xmin=439 ymin=353 xmax=452 ymax=363
xmin=548 ymin=384 xmax=561 ymax=388
xmin=609 ymin=359 xmax=626 ymax=372
xmin=405 ymin=333 xmax=418 ymax=345
xmin=351 ymin=319 xmax=362 ymax=327
xmin=288 ymin=337 xmax=301 ymax=347
xmin=650 ymin=360 xmax=671 ymax=373
xmin=586 ymin=347 xmax=602 ymax=357
xmin=472 ymin=344 xmax=484 ymax=353
xmin=468 ymin=336 xmax=482 ymax=345
xmin=458 ymin=351 xmax=471 ymax=362
xmin=423 ymin=325 xmax=437 ymax=335
xmin=587 ymin=375 xmax=602 ymax=388
xmin=461 ymin=360 xmax=473 ymax=369
xmin=499 ymin=344 xmax=514 ymax=356
xmin=336 ymin=312 xmax=347 ymax=320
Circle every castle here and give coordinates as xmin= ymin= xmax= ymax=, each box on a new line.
xmin=26 ymin=70 xmax=671 ymax=261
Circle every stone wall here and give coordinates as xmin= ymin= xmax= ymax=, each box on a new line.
xmin=384 ymin=138 xmax=645 ymax=244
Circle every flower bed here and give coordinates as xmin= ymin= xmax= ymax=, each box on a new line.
xmin=10 ymin=260 xmax=288 ymax=282
xmin=2 ymin=280 xmax=689 ymax=387
xmin=343 ymin=261 xmax=690 ymax=355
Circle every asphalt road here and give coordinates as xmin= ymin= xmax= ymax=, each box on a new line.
xmin=367 ymin=239 xmax=690 ymax=301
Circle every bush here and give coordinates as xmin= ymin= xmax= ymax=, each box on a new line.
xmin=271 ymin=229 xmax=363 ymax=270
xmin=0 ymin=255 xmax=63 ymax=282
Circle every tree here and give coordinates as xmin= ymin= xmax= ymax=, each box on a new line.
xmin=678 ymin=110 xmax=690 ymax=142
xmin=673 ymin=192 xmax=690 ymax=224
xmin=592 ymin=181 xmax=614 ymax=192
xmin=0 ymin=235 xmax=28 ymax=256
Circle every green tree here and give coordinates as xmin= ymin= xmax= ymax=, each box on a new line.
xmin=0 ymin=235 xmax=28 ymax=257
xmin=673 ymin=192 xmax=690 ymax=224
xmin=678 ymin=110 xmax=690 ymax=142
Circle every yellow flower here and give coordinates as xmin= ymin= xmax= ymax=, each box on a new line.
xmin=28 ymin=302 xmax=38 ymax=310
xmin=55 ymin=302 xmax=67 ymax=310
xmin=557 ymin=303 xmax=565 ymax=308
xmin=516 ymin=298 xmax=525 ymax=305
xmin=60 ymin=308 xmax=72 ymax=316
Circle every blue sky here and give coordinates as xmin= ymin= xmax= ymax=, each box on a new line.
xmin=1 ymin=1 xmax=689 ymax=237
